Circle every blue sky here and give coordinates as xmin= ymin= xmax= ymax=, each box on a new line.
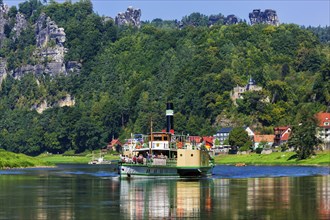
xmin=6 ymin=1 xmax=330 ymax=26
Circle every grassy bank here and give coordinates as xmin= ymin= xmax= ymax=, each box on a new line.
xmin=214 ymin=151 xmax=330 ymax=166
xmin=0 ymin=149 xmax=52 ymax=169
xmin=3 ymin=149 xmax=327 ymax=168
xmin=37 ymin=152 xmax=120 ymax=164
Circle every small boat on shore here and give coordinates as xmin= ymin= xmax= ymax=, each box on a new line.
xmin=89 ymin=157 xmax=113 ymax=164
xmin=88 ymin=152 xmax=112 ymax=164
xmin=118 ymin=103 xmax=214 ymax=179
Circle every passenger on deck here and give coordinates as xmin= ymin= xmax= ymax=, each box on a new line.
xmin=137 ymin=154 xmax=143 ymax=164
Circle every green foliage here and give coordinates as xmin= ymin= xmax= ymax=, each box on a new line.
xmin=181 ymin=12 xmax=209 ymax=27
xmin=288 ymin=113 xmax=320 ymax=160
xmin=228 ymin=127 xmax=250 ymax=148
xmin=19 ymin=0 xmax=44 ymax=20
xmin=0 ymin=1 xmax=329 ymax=156
xmin=0 ymin=149 xmax=51 ymax=168
xmin=214 ymin=151 xmax=330 ymax=165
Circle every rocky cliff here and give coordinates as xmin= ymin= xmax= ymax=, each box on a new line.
xmin=0 ymin=4 xmax=8 ymax=43
xmin=249 ymin=9 xmax=279 ymax=26
xmin=0 ymin=3 xmax=80 ymax=112
xmin=0 ymin=5 xmax=80 ymax=81
xmin=225 ymin=15 xmax=239 ymax=25
xmin=115 ymin=6 xmax=141 ymax=28
xmin=13 ymin=12 xmax=81 ymax=78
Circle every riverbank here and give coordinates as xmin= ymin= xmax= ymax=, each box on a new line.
xmin=214 ymin=151 xmax=330 ymax=166
xmin=37 ymin=152 xmax=119 ymax=164
xmin=38 ymin=151 xmax=329 ymax=166
xmin=0 ymin=149 xmax=52 ymax=169
xmin=2 ymin=150 xmax=328 ymax=168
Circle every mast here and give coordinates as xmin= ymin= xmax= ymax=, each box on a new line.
xmin=150 ymin=119 xmax=153 ymax=156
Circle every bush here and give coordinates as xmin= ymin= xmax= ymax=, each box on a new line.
xmin=255 ymin=147 xmax=263 ymax=154
xmin=239 ymin=143 xmax=251 ymax=152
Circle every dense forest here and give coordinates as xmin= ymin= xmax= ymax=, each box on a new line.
xmin=0 ymin=0 xmax=329 ymax=155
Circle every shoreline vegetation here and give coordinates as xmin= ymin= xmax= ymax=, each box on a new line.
xmin=1 ymin=150 xmax=329 ymax=169
xmin=0 ymin=149 xmax=52 ymax=169
xmin=213 ymin=151 xmax=330 ymax=166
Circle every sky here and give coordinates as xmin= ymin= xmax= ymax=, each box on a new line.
xmin=5 ymin=0 xmax=330 ymax=27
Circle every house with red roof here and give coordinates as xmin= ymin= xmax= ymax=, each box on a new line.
xmin=107 ymin=139 xmax=122 ymax=152
xmin=273 ymin=126 xmax=291 ymax=146
xmin=315 ymin=112 xmax=330 ymax=150
xmin=253 ymin=135 xmax=275 ymax=149
xmin=202 ymin=136 xmax=214 ymax=150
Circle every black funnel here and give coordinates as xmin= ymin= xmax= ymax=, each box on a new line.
xmin=166 ymin=103 xmax=174 ymax=133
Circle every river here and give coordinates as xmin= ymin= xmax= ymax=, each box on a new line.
xmin=0 ymin=165 xmax=329 ymax=220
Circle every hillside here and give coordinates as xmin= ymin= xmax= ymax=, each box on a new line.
xmin=0 ymin=0 xmax=329 ymax=156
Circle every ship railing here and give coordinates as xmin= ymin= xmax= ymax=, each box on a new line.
xmin=145 ymin=158 xmax=177 ymax=167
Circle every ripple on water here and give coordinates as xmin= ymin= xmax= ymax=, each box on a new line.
xmin=0 ymin=170 xmax=25 ymax=175
xmin=212 ymin=165 xmax=330 ymax=179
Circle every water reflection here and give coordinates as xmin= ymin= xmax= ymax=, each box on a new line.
xmin=120 ymin=176 xmax=330 ymax=219
xmin=0 ymin=165 xmax=329 ymax=220
xmin=120 ymin=179 xmax=213 ymax=219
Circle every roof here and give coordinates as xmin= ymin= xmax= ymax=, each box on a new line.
xmin=274 ymin=126 xmax=290 ymax=131
xmin=281 ymin=133 xmax=290 ymax=141
xmin=109 ymin=139 xmax=121 ymax=146
xmin=254 ymin=135 xmax=275 ymax=143
xmin=203 ymin=136 xmax=214 ymax=145
xmin=315 ymin=112 xmax=330 ymax=128
xmin=217 ymin=127 xmax=233 ymax=133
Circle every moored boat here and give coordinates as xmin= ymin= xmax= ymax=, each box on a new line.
xmin=118 ymin=103 xmax=214 ymax=179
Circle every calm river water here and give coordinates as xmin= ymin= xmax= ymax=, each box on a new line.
xmin=0 ymin=165 xmax=329 ymax=220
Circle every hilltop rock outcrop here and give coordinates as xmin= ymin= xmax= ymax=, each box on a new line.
xmin=225 ymin=15 xmax=239 ymax=25
xmin=249 ymin=9 xmax=279 ymax=26
xmin=115 ymin=6 xmax=141 ymax=28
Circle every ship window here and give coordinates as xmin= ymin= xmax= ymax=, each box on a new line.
xmin=191 ymin=154 xmax=194 ymax=157
xmin=180 ymin=154 xmax=182 ymax=157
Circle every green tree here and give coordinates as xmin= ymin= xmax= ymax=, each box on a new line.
xmin=288 ymin=114 xmax=320 ymax=160
xmin=228 ymin=127 xmax=251 ymax=149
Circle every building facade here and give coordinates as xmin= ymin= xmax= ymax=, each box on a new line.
xmin=315 ymin=112 xmax=330 ymax=150
xmin=230 ymin=77 xmax=263 ymax=104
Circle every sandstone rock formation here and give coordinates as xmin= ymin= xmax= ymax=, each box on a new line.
xmin=0 ymin=57 xmax=7 ymax=86
xmin=11 ymin=12 xmax=81 ymax=78
xmin=208 ymin=14 xmax=225 ymax=26
xmin=32 ymin=94 xmax=75 ymax=113
xmin=12 ymin=12 xmax=28 ymax=39
xmin=249 ymin=9 xmax=279 ymax=26
xmin=115 ymin=6 xmax=141 ymax=28
xmin=35 ymin=13 xmax=66 ymax=47
xmin=225 ymin=15 xmax=239 ymax=25
xmin=0 ymin=3 xmax=9 ymax=41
